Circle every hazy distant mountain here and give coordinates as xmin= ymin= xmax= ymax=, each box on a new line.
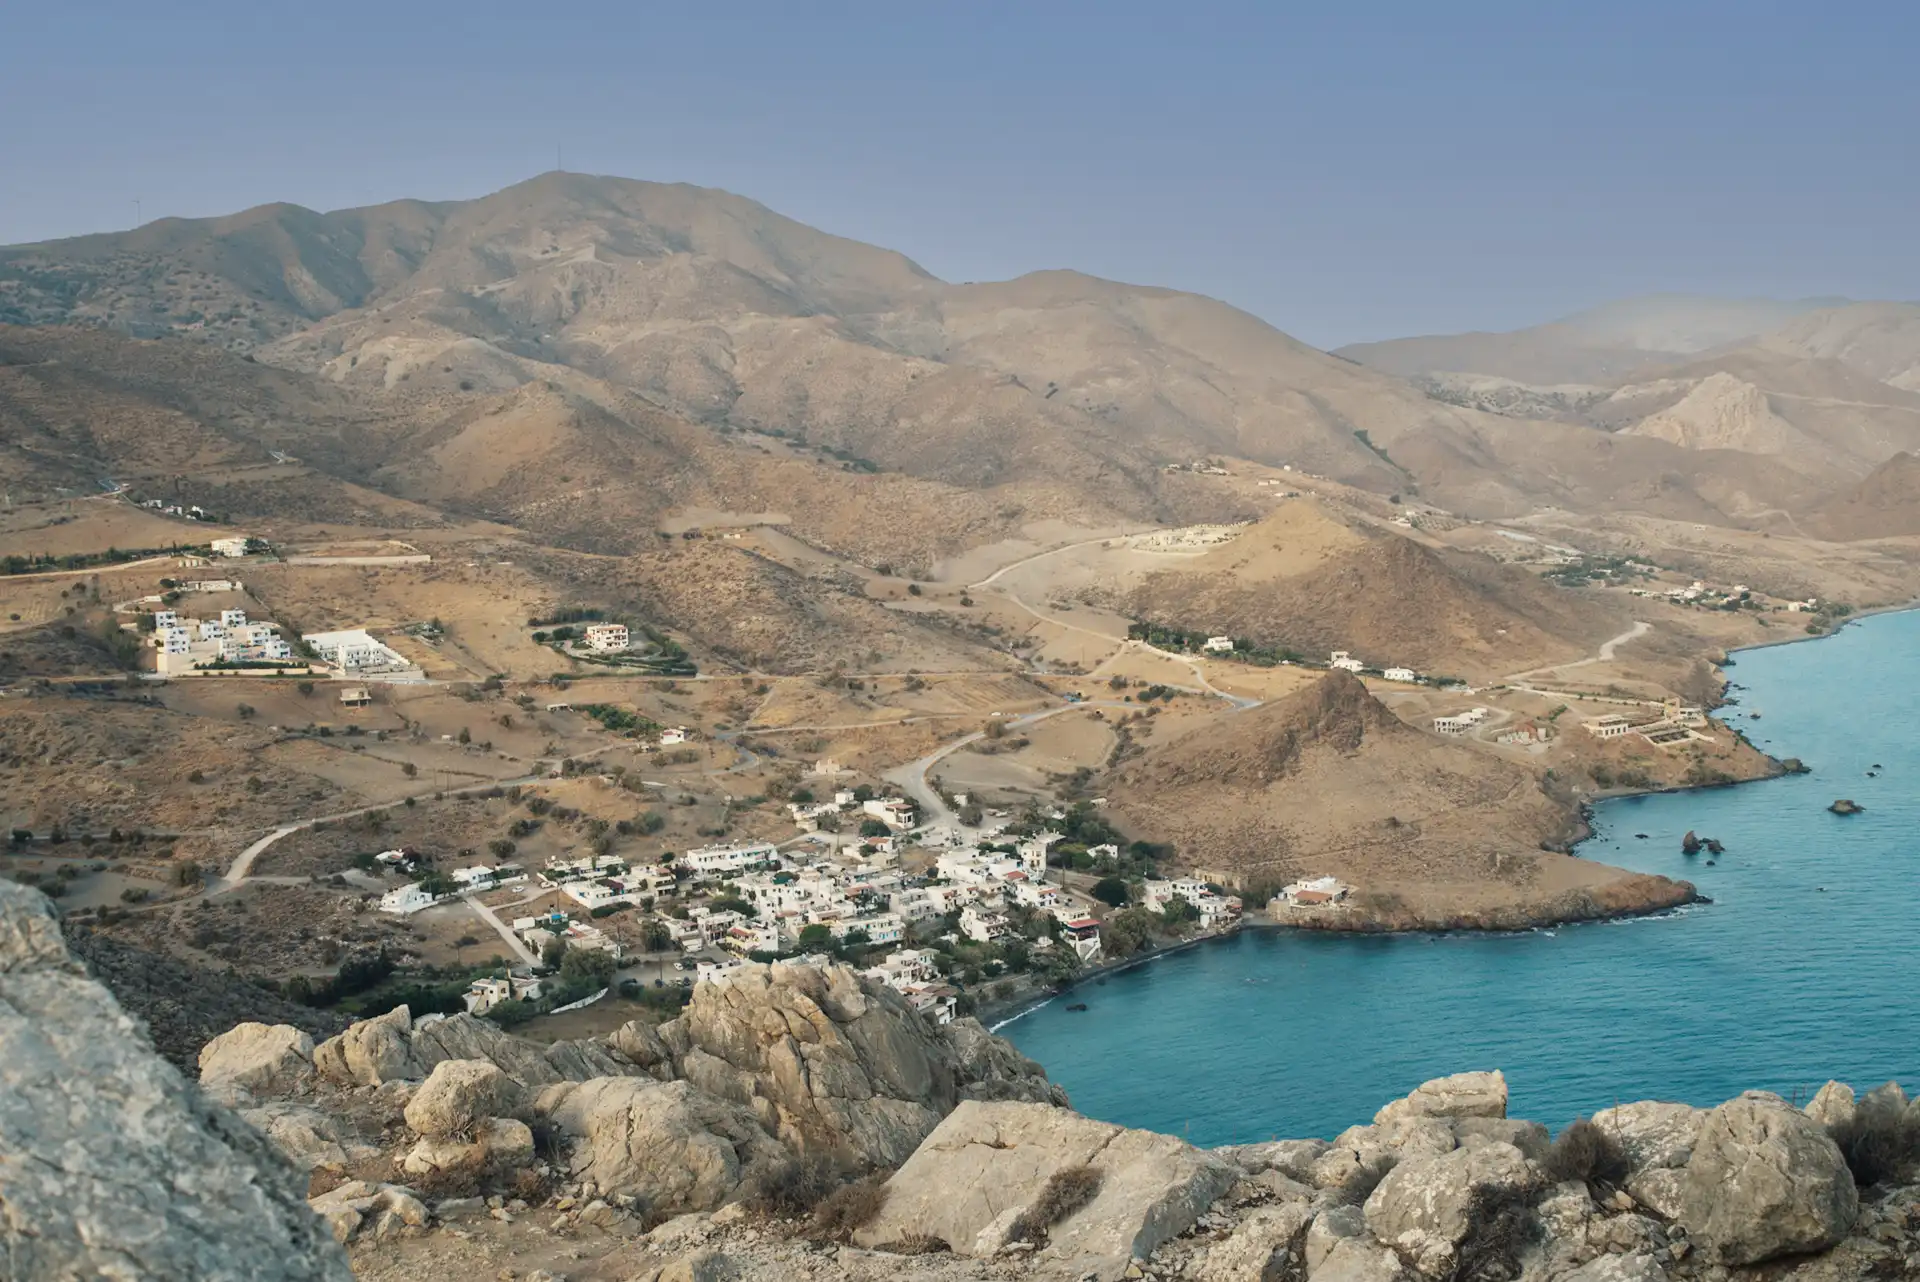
xmin=1337 ymin=294 xmax=1846 ymax=386
xmin=0 ymin=177 xmax=1894 ymax=536
xmin=1750 ymin=301 xmax=1920 ymax=391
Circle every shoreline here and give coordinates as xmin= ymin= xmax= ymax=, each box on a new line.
xmin=989 ymin=605 xmax=1911 ymax=1033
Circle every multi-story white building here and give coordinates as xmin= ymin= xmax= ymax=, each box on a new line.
xmin=681 ymin=841 xmax=779 ymax=879
xmin=210 ymin=537 xmax=251 ymax=558
xmin=1330 ymin=651 xmax=1365 ymax=672
xmin=960 ymin=903 xmax=1014 ymax=943
xmin=862 ymin=797 xmax=918 ymax=830
xmin=582 ymin=623 xmax=630 ymax=653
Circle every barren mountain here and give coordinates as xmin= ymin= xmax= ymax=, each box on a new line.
xmin=1618 ymin=372 xmax=1819 ymax=457
xmin=1808 ymin=452 xmax=1920 ymax=541
xmin=1752 ymin=300 xmax=1920 ymax=390
xmin=1108 ymin=672 xmax=1686 ymax=924
xmin=1337 ymin=294 xmax=1844 ymax=385
xmin=1111 ymin=500 xmax=1630 ymax=679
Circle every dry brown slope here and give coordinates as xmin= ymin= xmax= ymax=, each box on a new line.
xmin=1115 ymin=502 xmax=1628 ymax=678
xmin=1807 ymin=452 xmax=1920 ymax=541
xmin=1108 ymin=672 xmax=1689 ymax=926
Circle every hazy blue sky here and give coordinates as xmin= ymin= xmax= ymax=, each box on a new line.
xmin=5 ymin=1 xmax=1915 ymax=347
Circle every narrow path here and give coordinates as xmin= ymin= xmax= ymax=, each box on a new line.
xmin=463 ymin=893 xmax=540 ymax=968
xmin=882 ymin=700 xmax=1130 ymax=830
xmin=1507 ymin=621 xmax=1652 ymax=687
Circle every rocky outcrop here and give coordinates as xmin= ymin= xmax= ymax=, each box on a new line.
xmin=541 ymin=1077 xmax=791 ymax=1213
xmin=1373 ymin=1069 xmax=1509 ymax=1124
xmin=853 ymin=1099 xmax=1239 ymax=1279
xmin=403 ymin=1058 xmax=525 ymax=1137
xmin=198 ymin=1020 xmax=318 ymax=1103
xmin=0 ymin=882 xmax=351 ymax=1280
xmin=671 ymin=962 xmax=1065 ymax=1168
xmin=1679 ymin=1091 xmax=1858 ymax=1264
xmin=1363 ymin=1141 xmax=1542 ymax=1276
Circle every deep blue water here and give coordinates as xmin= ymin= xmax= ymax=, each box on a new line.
xmin=1005 ymin=609 xmax=1920 ymax=1145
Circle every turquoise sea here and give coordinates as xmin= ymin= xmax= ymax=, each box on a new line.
xmin=1004 ymin=609 xmax=1920 ymax=1146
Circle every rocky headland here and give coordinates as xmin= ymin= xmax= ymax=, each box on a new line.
xmin=4 ymin=879 xmax=1917 ymax=1282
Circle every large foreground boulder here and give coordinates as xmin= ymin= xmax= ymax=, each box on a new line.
xmin=0 ymin=882 xmax=350 ymax=1280
xmin=670 ymin=962 xmax=1064 ymax=1169
xmin=854 ymin=1100 xmax=1239 ymax=1280
xmin=1679 ymin=1091 xmax=1858 ymax=1265
xmin=1363 ymin=1141 xmax=1542 ymax=1277
xmin=539 ymin=1076 xmax=790 ymax=1213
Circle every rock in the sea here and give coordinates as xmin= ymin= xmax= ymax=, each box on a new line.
xmin=1373 ymin=1071 xmax=1508 ymax=1124
xmin=0 ymin=882 xmax=351 ymax=1280
xmin=198 ymin=1021 xmax=317 ymax=1102
xmin=1363 ymin=1141 xmax=1541 ymax=1277
xmin=540 ymin=1077 xmax=788 ymax=1213
xmin=403 ymin=1058 xmax=525 ymax=1137
xmin=1680 ymin=1091 xmax=1858 ymax=1265
xmin=854 ymin=1099 xmax=1239 ymax=1280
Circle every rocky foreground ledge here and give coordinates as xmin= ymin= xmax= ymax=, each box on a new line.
xmin=4 ymin=880 xmax=1917 ymax=1282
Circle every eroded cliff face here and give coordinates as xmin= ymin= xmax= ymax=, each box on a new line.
xmin=7 ymin=877 xmax=1918 ymax=1282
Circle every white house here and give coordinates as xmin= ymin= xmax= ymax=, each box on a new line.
xmin=582 ymin=623 xmax=630 ymax=653
xmin=302 ymin=628 xmax=407 ymax=672
xmin=1062 ymin=917 xmax=1104 ymax=964
xmin=1433 ymin=707 xmax=1492 ymax=736
xmin=960 ymin=904 xmax=1014 ymax=943
xmin=1585 ymin=714 xmax=1634 ymax=740
xmin=861 ymin=797 xmax=918 ymax=830
xmin=153 ymin=609 xmax=178 ymax=629
xmin=379 ymin=883 xmax=450 ymax=915
xmin=1383 ymin=667 xmax=1418 ymax=683
xmin=682 ymin=841 xmax=779 ymax=879
xmin=463 ymin=974 xmax=542 ymax=1015
xmin=1275 ymin=876 xmax=1351 ymax=909
xmin=210 ymin=537 xmax=251 ymax=558
xmin=658 ymin=727 xmax=692 ymax=747
xmin=1330 ymin=651 xmax=1365 ymax=673
xmin=1201 ymin=636 xmax=1235 ymax=653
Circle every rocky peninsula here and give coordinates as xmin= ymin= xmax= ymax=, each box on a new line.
xmin=4 ymin=880 xmax=1916 ymax=1282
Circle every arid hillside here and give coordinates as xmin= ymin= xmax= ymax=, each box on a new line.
xmin=1110 ymin=501 xmax=1628 ymax=679
xmin=1808 ymin=452 xmax=1920 ymax=541
xmin=1107 ymin=672 xmax=1686 ymax=925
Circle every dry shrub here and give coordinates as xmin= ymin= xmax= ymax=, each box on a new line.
xmin=745 ymin=1154 xmax=838 ymax=1218
xmin=1450 ymin=1184 xmax=1536 ymax=1282
xmin=403 ymin=1161 xmax=489 ymax=1201
xmin=1543 ymin=1118 xmax=1629 ymax=1191
xmin=306 ymin=1165 xmax=349 ymax=1199
xmin=806 ymin=1175 xmax=890 ymax=1242
xmin=1008 ymin=1164 xmax=1103 ymax=1244
xmin=876 ymin=1231 xmax=948 ymax=1255
xmin=1829 ymin=1097 xmax=1920 ymax=1188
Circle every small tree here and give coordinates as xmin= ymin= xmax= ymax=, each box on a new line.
xmin=1091 ymin=876 xmax=1130 ymax=907
xmin=457 ymin=727 xmax=472 ymax=745
xmin=858 ymin=818 xmax=891 ymax=839
xmin=798 ymin=923 xmax=834 ymax=950
xmin=541 ymin=934 xmax=568 ymax=971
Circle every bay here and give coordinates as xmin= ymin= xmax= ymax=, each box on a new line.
xmin=1003 ymin=609 xmax=1920 ymax=1145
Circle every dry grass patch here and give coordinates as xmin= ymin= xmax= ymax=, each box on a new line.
xmin=1008 ymin=1164 xmax=1103 ymax=1244
xmin=805 ymin=1175 xmax=890 ymax=1242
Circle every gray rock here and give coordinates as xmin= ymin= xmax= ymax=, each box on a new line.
xmin=541 ymin=1077 xmax=788 ymax=1213
xmin=1310 ymin=1235 xmax=1409 ymax=1281
xmin=1363 ymin=1141 xmax=1541 ymax=1277
xmin=1589 ymin=1102 xmax=1705 ymax=1173
xmin=1202 ymin=1202 xmax=1316 ymax=1281
xmin=403 ymin=1058 xmax=524 ymax=1137
xmin=1373 ymin=1071 xmax=1508 ymax=1125
xmin=401 ymin=1117 xmax=535 ymax=1175
xmin=307 ymin=1180 xmax=430 ymax=1244
xmin=1624 ymin=1167 xmax=1687 ymax=1220
xmin=1556 ymin=1253 xmax=1669 ymax=1281
xmin=1453 ymin=1117 xmax=1550 ymax=1162
xmin=0 ymin=882 xmax=351 ymax=1280
xmin=313 ymin=1005 xmax=418 ymax=1087
xmin=1679 ymin=1092 xmax=1858 ymax=1265
xmin=1804 ymin=1081 xmax=1855 ymax=1130
xmin=240 ymin=1100 xmax=379 ymax=1172
xmin=1220 ymin=1138 xmax=1333 ymax=1181
xmin=198 ymin=1021 xmax=316 ymax=1102
xmin=1305 ymin=1203 xmax=1369 ymax=1274
xmin=1312 ymin=1117 xmax=1458 ymax=1191
xmin=854 ymin=1099 xmax=1239 ymax=1280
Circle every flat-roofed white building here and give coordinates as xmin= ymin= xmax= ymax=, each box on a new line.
xmin=210 ymin=537 xmax=251 ymax=558
xmin=302 ymin=628 xmax=407 ymax=672
xmin=582 ymin=623 xmax=630 ymax=652
xmin=682 ymin=841 xmax=779 ymax=878
xmin=1383 ymin=667 xmax=1418 ymax=683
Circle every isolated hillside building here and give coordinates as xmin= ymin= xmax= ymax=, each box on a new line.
xmin=582 ymin=623 xmax=630 ymax=652
xmin=302 ymin=628 xmax=407 ymax=672
xmin=338 ymin=686 xmax=372 ymax=707
xmin=1586 ymin=714 xmax=1634 ymax=739
xmin=1202 ymin=636 xmax=1235 ymax=653
xmin=1330 ymin=651 xmax=1365 ymax=672
xmin=210 ymin=537 xmax=250 ymax=558
xmin=1383 ymin=667 xmax=1417 ymax=683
